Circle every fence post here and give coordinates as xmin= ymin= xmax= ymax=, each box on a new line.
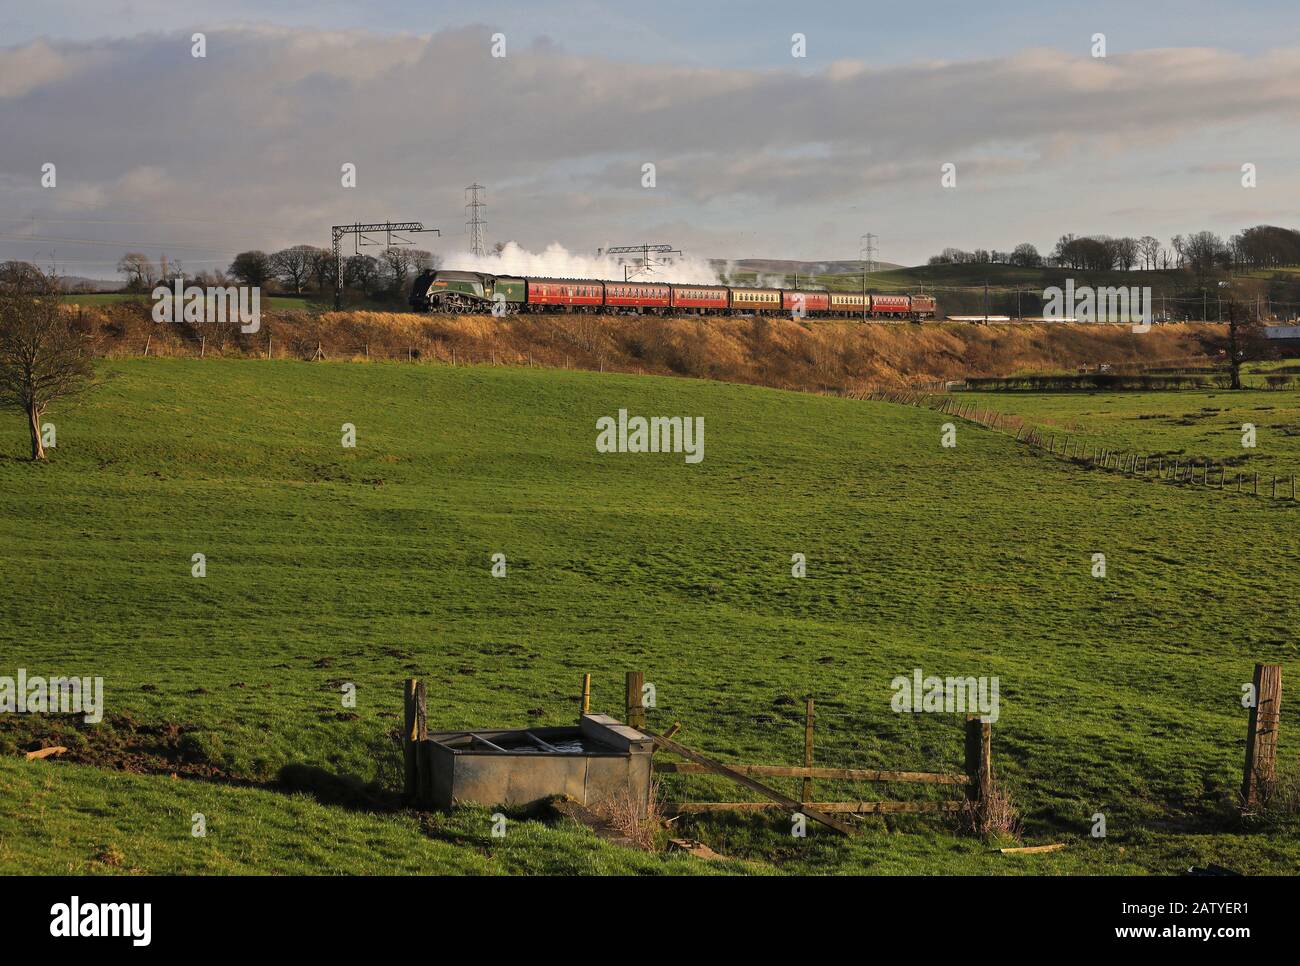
xmin=403 ymin=678 xmax=419 ymax=799
xmin=1242 ymin=664 xmax=1282 ymax=810
xmin=803 ymin=698 xmax=815 ymax=804
xmin=581 ymin=673 xmax=591 ymax=715
xmin=964 ymin=716 xmax=992 ymax=819
xmin=625 ymin=670 xmax=646 ymax=731
xmin=415 ymin=680 xmax=429 ymax=802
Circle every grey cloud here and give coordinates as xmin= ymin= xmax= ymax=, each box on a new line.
xmin=2 ymin=26 xmax=1298 ymax=268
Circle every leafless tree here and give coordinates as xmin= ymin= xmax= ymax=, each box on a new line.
xmin=1183 ymin=231 xmax=1224 ymax=288
xmin=1137 ymin=236 xmax=1161 ymax=271
xmin=116 ymin=252 xmax=157 ymax=291
xmin=269 ymin=245 xmax=317 ymax=294
xmin=0 ymin=268 xmax=96 ymax=460
xmin=1224 ymin=296 xmax=1269 ymax=390
xmin=309 ymin=248 xmax=335 ymax=292
xmin=1112 ymin=237 xmax=1139 ymax=270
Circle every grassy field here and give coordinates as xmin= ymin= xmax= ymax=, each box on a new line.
xmin=961 ymin=383 xmax=1300 ymax=477
xmin=0 ymin=359 xmax=1297 ymax=874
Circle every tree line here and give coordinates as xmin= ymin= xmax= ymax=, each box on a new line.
xmin=116 ymin=245 xmax=443 ymax=300
xmin=928 ymin=224 xmax=1300 ymax=284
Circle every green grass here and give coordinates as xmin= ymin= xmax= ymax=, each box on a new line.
xmin=959 ymin=385 xmax=1300 ymax=477
xmin=1 ymin=359 xmax=1297 ymax=874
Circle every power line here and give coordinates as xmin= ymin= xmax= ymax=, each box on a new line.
xmin=330 ymin=221 xmax=439 ymax=310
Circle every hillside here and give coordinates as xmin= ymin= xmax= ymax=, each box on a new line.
xmin=65 ymin=299 xmax=1238 ymax=391
xmin=1 ymin=360 xmax=1296 ymax=874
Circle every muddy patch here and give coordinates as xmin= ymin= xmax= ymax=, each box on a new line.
xmin=1 ymin=712 xmax=243 ymax=783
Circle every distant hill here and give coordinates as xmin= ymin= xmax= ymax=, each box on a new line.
xmin=60 ymin=275 xmax=120 ymax=292
xmin=711 ymin=258 xmax=903 ymax=280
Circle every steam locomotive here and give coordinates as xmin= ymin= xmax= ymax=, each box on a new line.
xmin=409 ymin=270 xmax=936 ymax=320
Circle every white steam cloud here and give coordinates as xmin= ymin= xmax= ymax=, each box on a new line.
xmin=441 ymin=242 xmax=720 ymax=285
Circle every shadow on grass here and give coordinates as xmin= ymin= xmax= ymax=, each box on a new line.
xmin=275 ymin=763 xmax=403 ymax=812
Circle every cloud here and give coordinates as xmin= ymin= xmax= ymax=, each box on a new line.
xmin=0 ymin=39 xmax=103 ymax=98
xmin=2 ymin=25 xmax=1299 ymax=270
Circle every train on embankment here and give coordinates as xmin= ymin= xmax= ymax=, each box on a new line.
xmin=409 ymin=270 xmax=936 ymax=320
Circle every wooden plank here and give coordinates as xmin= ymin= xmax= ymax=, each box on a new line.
xmin=581 ymin=673 xmax=591 ymax=714
xmin=667 ymin=838 xmax=726 ymax=861
xmin=523 ymin=731 xmax=560 ymax=753
xmin=653 ymin=762 xmax=970 ymax=784
xmin=650 ymin=721 xmax=681 ymax=758
xmin=25 ymin=746 xmax=67 ymax=760
xmin=999 ymin=843 xmax=1066 ymax=854
xmin=1242 ymin=663 xmax=1282 ymax=809
xmin=648 ymin=731 xmax=855 ymax=835
xmin=666 ymin=800 xmax=963 ymax=815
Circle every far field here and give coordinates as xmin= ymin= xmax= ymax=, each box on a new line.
xmin=0 ymin=360 xmax=1296 ymax=874
xmin=963 ymin=382 xmax=1300 ymax=477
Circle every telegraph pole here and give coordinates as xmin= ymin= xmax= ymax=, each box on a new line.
xmin=465 ymin=183 xmax=487 ymax=257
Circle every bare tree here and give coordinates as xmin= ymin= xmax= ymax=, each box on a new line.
xmin=309 ymin=248 xmax=335 ymax=292
xmin=116 ymin=252 xmax=158 ymax=291
xmin=1137 ymin=236 xmax=1161 ymax=271
xmin=269 ymin=245 xmax=317 ymax=294
xmin=1223 ymin=296 xmax=1269 ymax=390
xmin=1183 ymin=231 xmax=1224 ymax=288
xmin=343 ymin=253 xmax=381 ymax=296
xmin=1112 ymin=237 xmax=1139 ymax=271
xmin=0 ymin=268 xmax=96 ymax=460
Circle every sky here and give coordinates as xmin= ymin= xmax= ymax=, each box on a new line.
xmin=1 ymin=1 xmax=1299 ymax=278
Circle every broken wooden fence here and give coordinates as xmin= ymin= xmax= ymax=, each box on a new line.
xmin=617 ymin=672 xmax=992 ymax=835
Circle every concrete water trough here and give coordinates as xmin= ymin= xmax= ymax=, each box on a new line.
xmin=418 ymin=713 xmax=655 ymax=816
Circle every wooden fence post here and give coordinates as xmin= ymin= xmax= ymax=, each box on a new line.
xmin=1242 ymin=663 xmax=1282 ymax=810
xmin=625 ymin=671 xmax=646 ymax=731
xmin=415 ymin=680 xmax=429 ymax=802
xmin=803 ymin=698 xmax=815 ymax=804
xmin=403 ymin=678 xmax=419 ymax=799
xmin=581 ymin=673 xmax=591 ymax=714
xmin=964 ymin=716 xmax=992 ymax=819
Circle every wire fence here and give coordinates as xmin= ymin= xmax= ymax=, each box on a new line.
xmin=861 ymin=388 xmax=1299 ymax=505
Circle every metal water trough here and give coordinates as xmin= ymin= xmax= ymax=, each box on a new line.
xmin=421 ymin=713 xmax=654 ymax=816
